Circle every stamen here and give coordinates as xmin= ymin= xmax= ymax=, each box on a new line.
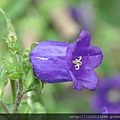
xmin=72 ymin=56 xmax=82 ymax=70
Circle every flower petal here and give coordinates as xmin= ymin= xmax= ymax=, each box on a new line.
xmin=73 ymin=45 xmax=103 ymax=69
xmin=72 ymin=68 xmax=98 ymax=90
xmin=76 ymin=29 xmax=91 ymax=47
xmin=69 ymin=70 xmax=83 ymax=90
xmin=66 ymin=43 xmax=76 ymax=69
xmin=81 ymin=45 xmax=103 ymax=69
xmin=30 ymin=41 xmax=72 ymax=83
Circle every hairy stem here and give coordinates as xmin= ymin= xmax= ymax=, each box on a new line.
xmin=12 ymin=79 xmax=23 ymax=113
xmin=0 ymin=99 xmax=10 ymax=113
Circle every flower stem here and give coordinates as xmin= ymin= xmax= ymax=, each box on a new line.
xmin=10 ymin=80 xmax=16 ymax=103
xmin=12 ymin=79 xmax=23 ymax=113
xmin=0 ymin=99 xmax=10 ymax=113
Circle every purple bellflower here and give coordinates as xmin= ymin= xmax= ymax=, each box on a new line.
xmin=92 ymin=76 xmax=120 ymax=113
xmin=70 ymin=1 xmax=95 ymax=31
xmin=30 ymin=29 xmax=103 ymax=91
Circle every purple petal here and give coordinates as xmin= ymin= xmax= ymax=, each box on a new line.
xmin=72 ymin=68 xmax=98 ymax=90
xmin=66 ymin=43 xmax=76 ymax=69
xmin=76 ymin=29 xmax=91 ymax=47
xmin=81 ymin=45 xmax=103 ymax=69
xmin=30 ymin=41 xmax=72 ymax=83
xmin=69 ymin=70 xmax=83 ymax=90
xmin=73 ymin=45 xmax=103 ymax=69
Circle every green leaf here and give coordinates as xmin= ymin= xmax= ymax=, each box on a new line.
xmin=11 ymin=37 xmax=21 ymax=54
xmin=22 ymin=42 xmax=38 ymax=73
xmin=23 ymin=42 xmax=37 ymax=61
xmin=24 ymin=68 xmax=34 ymax=89
xmin=7 ymin=72 xmax=23 ymax=80
xmin=12 ymin=53 xmax=21 ymax=72
xmin=0 ymin=8 xmax=16 ymax=37
xmin=0 ymin=8 xmax=21 ymax=54
xmin=22 ymin=49 xmax=31 ymax=71
xmin=23 ymin=49 xmax=30 ymax=59
xmin=23 ymin=78 xmax=41 ymax=94
xmin=0 ymin=55 xmax=13 ymax=74
xmin=30 ymin=42 xmax=38 ymax=51
xmin=0 ymin=68 xmax=6 ymax=98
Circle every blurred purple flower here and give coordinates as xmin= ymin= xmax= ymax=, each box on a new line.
xmin=92 ymin=76 xmax=120 ymax=113
xmin=70 ymin=1 xmax=95 ymax=31
xmin=30 ymin=29 xmax=103 ymax=91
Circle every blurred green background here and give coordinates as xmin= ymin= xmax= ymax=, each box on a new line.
xmin=0 ymin=0 xmax=120 ymax=113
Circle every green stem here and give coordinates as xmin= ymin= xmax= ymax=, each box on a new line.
xmin=10 ymin=80 xmax=16 ymax=103
xmin=12 ymin=79 xmax=23 ymax=113
xmin=0 ymin=99 xmax=10 ymax=113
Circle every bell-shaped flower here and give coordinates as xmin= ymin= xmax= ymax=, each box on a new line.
xmin=92 ymin=76 xmax=120 ymax=113
xmin=30 ymin=29 xmax=103 ymax=91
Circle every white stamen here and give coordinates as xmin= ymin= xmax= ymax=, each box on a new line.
xmin=72 ymin=56 xmax=82 ymax=70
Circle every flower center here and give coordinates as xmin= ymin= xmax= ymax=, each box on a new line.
xmin=106 ymin=89 xmax=120 ymax=103
xmin=72 ymin=56 xmax=82 ymax=70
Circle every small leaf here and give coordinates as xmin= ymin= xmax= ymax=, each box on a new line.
xmin=7 ymin=72 xmax=23 ymax=80
xmin=23 ymin=49 xmax=31 ymax=59
xmin=0 ymin=68 xmax=6 ymax=98
xmin=23 ymin=78 xmax=41 ymax=94
xmin=0 ymin=8 xmax=21 ymax=54
xmin=22 ymin=49 xmax=32 ymax=73
xmin=22 ymin=43 xmax=37 ymax=73
xmin=30 ymin=42 xmax=38 ymax=51
xmin=12 ymin=53 xmax=21 ymax=72
xmin=23 ymin=42 xmax=37 ymax=60
xmin=24 ymin=68 xmax=34 ymax=89
xmin=0 ymin=55 xmax=13 ymax=74
xmin=11 ymin=37 xmax=21 ymax=54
